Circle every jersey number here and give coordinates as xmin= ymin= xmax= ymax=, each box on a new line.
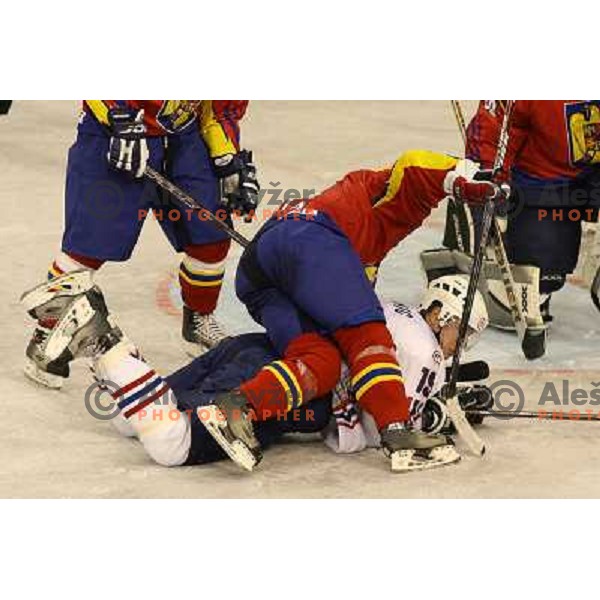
xmin=416 ymin=367 xmax=437 ymax=398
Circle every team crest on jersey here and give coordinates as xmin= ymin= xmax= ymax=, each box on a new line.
xmin=432 ymin=349 xmax=443 ymax=366
xmin=565 ymin=101 xmax=600 ymax=167
xmin=155 ymin=101 xmax=197 ymax=134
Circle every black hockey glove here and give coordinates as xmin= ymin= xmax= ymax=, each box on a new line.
xmin=423 ymin=384 xmax=494 ymax=434
xmin=0 ymin=100 xmax=12 ymax=115
xmin=107 ymin=108 xmax=149 ymax=179
xmin=213 ymin=150 xmax=259 ymax=220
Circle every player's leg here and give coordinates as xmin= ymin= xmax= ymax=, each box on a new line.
xmin=250 ymin=220 xmax=410 ymax=428
xmin=22 ymin=270 xmax=196 ymax=466
xmin=505 ymin=204 xmax=582 ymax=322
xmin=235 ymin=220 xmax=455 ymax=471
xmin=159 ymin=128 xmax=232 ymax=354
xmin=23 ymin=119 xmax=162 ymax=388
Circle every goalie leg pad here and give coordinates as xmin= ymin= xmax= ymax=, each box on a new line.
xmin=422 ymin=248 xmax=546 ymax=331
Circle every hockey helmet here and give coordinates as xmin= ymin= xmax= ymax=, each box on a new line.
xmin=419 ymin=275 xmax=489 ymax=347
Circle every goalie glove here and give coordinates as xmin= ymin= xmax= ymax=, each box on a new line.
xmin=107 ymin=108 xmax=149 ymax=178
xmin=213 ymin=150 xmax=260 ymax=220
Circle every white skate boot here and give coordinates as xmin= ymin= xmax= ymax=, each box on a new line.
xmin=21 ymin=271 xmax=122 ymax=387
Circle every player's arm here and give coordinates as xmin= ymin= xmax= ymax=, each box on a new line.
xmin=465 ymin=100 xmax=531 ymax=179
xmin=84 ymin=100 xmax=121 ymax=126
xmin=198 ymin=100 xmax=259 ymax=218
xmin=373 ymin=150 xmax=506 ymax=252
xmin=197 ymin=100 xmax=248 ymax=158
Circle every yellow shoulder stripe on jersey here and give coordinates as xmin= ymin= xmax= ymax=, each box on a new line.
xmin=85 ymin=101 xmax=111 ymax=125
xmin=198 ymin=100 xmax=238 ymax=159
xmin=375 ymin=149 xmax=458 ymax=207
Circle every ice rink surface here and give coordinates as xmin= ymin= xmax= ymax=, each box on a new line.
xmin=2 ymin=101 xmax=599 ymax=498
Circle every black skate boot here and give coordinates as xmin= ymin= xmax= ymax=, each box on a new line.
xmin=200 ymin=390 xmax=262 ymax=472
xmin=380 ymin=422 xmax=460 ymax=472
xmin=181 ymin=305 xmax=227 ymax=357
xmin=24 ymin=318 xmax=71 ymax=389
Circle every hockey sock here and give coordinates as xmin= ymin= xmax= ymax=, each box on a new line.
xmin=48 ymin=251 xmax=104 ymax=280
xmin=179 ymin=241 xmax=230 ymax=314
xmin=94 ymin=341 xmax=191 ymax=466
xmin=334 ymin=322 xmax=409 ymax=429
xmin=240 ymin=332 xmax=341 ymax=421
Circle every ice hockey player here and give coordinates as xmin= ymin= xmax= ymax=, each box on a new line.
xmin=23 ymin=100 xmax=259 ymax=390
xmin=436 ymin=100 xmax=600 ymax=330
xmin=19 ymin=271 xmax=489 ymax=472
xmin=213 ymin=149 xmax=505 ymax=472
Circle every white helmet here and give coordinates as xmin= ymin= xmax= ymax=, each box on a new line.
xmin=419 ymin=275 xmax=489 ymax=345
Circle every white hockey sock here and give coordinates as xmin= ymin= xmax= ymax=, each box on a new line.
xmin=94 ymin=341 xmax=191 ymax=466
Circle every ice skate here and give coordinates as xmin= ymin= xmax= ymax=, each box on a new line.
xmin=182 ymin=306 xmax=227 ymax=356
xmin=22 ymin=270 xmax=96 ymax=388
xmin=21 ymin=271 xmax=122 ymax=386
xmin=380 ymin=422 xmax=460 ymax=473
xmin=200 ymin=390 xmax=262 ymax=472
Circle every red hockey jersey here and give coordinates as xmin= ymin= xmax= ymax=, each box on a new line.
xmin=84 ymin=100 xmax=248 ymax=158
xmin=466 ymin=100 xmax=600 ymax=183
xmin=309 ymin=150 xmax=458 ymax=265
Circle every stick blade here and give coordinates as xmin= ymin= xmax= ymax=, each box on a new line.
xmin=446 ymin=396 xmax=486 ymax=457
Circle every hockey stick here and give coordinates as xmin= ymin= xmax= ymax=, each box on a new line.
xmin=145 ymin=166 xmax=251 ymax=248
xmin=450 ymin=101 xmax=546 ymax=360
xmin=467 ymin=409 xmax=600 ymax=422
xmin=443 ymin=102 xmax=515 ymax=457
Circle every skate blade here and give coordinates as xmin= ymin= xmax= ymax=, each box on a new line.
xmin=391 ymin=445 xmax=461 ymax=473
xmin=23 ymin=359 xmax=64 ymax=390
xmin=200 ymin=405 xmax=260 ymax=472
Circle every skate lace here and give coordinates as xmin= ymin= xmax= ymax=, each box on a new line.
xmin=191 ymin=312 xmax=226 ymax=343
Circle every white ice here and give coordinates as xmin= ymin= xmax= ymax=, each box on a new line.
xmin=2 ymin=101 xmax=599 ymax=497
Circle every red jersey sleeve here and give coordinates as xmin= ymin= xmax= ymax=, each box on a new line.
xmin=465 ymin=100 xmax=530 ymax=179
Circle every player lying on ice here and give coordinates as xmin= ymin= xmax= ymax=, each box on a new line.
xmin=21 ymin=271 xmax=489 ymax=472
xmin=22 ymin=148 xmax=499 ymax=473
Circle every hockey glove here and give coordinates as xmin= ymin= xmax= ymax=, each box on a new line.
xmin=213 ymin=150 xmax=260 ymax=220
xmin=0 ymin=100 xmax=12 ymax=115
xmin=445 ymin=171 xmax=510 ymax=205
xmin=107 ymin=108 xmax=149 ymax=179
